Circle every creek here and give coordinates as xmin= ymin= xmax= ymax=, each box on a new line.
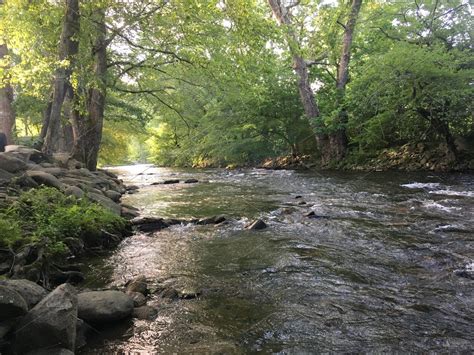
xmin=81 ymin=165 xmax=473 ymax=353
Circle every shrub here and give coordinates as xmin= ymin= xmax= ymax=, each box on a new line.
xmin=0 ymin=187 xmax=126 ymax=256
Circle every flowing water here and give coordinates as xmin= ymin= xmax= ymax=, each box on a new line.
xmin=81 ymin=165 xmax=474 ymax=353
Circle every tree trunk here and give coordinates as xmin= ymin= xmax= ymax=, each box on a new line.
xmin=267 ymin=0 xmax=331 ymax=164
xmin=71 ymin=9 xmax=107 ymax=171
xmin=329 ymin=0 xmax=363 ymax=161
xmin=0 ymin=42 xmax=15 ymax=144
xmin=42 ymin=0 xmax=80 ymax=156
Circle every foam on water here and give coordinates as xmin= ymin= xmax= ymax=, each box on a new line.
xmin=401 ymin=182 xmax=441 ymax=189
xmin=429 ymin=190 xmax=474 ymax=198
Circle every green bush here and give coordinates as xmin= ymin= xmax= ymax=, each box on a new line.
xmin=0 ymin=187 xmax=126 ymax=256
xmin=0 ymin=216 xmax=23 ymax=248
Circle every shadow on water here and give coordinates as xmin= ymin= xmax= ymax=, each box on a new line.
xmin=81 ymin=166 xmax=474 ymax=353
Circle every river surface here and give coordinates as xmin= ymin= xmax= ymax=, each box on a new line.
xmin=81 ymin=165 xmax=474 ymax=353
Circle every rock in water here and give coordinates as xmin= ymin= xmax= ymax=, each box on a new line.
xmin=0 ymin=286 xmax=28 ymax=320
xmin=184 ymin=178 xmax=199 ymax=184
xmin=128 ymin=292 xmax=147 ymax=307
xmin=78 ymin=290 xmax=133 ymax=323
xmin=14 ymin=283 xmax=77 ymax=354
xmin=132 ymin=305 xmax=157 ymax=320
xmin=126 ymin=275 xmax=148 ymax=295
xmin=162 ymin=179 xmax=180 ymax=184
xmin=0 ymin=279 xmax=47 ymax=309
xmin=246 ymin=219 xmax=267 ymax=230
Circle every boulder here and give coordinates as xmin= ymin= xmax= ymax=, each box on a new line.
xmin=197 ymin=215 xmax=226 ymax=225
xmin=0 ymin=279 xmax=47 ymax=309
xmin=184 ymin=178 xmax=199 ymax=184
xmin=11 ymin=173 xmax=38 ymax=188
xmin=0 ymin=153 xmax=27 ymax=173
xmin=14 ymin=283 xmax=77 ymax=354
xmin=121 ymin=206 xmax=140 ymax=219
xmin=88 ymin=192 xmax=122 ymax=215
xmin=162 ymin=179 xmax=180 ymax=184
xmin=75 ymin=318 xmax=89 ymax=350
xmin=0 ymin=318 xmax=16 ymax=339
xmin=4 ymin=145 xmax=46 ymax=164
xmin=0 ymin=168 xmax=13 ymax=183
xmin=132 ymin=306 xmax=157 ymax=320
xmin=77 ymin=290 xmax=133 ymax=323
xmin=104 ymin=189 xmax=122 ymax=202
xmin=126 ymin=275 xmax=148 ymax=295
xmin=132 ymin=217 xmax=169 ymax=232
xmin=39 ymin=167 xmax=65 ymax=177
xmin=246 ymin=219 xmax=267 ymax=230
xmin=128 ymin=292 xmax=147 ymax=307
xmin=0 ymin=286 xmax=28 ymax=320
xmin=63 ymin=185 xmax=85 ymax=199
xmin=26 ymin=170 xmax=64 ymax=189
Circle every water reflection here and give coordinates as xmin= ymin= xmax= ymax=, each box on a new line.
xmin=81 ymin=166 xmax=474 ymax=353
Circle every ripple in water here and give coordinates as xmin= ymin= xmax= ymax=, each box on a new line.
xmin=81 ymin=168 xmax=474 ymax=353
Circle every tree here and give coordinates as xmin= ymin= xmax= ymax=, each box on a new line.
xmin=71 ymin=6 xmax=107 ymax=170
xmin=329 ymin=0 xmax=362 ymax=161
xmin=0 ymin=0 xmax=15 ymax=144
xmin=0 ymin=42 xmax=15 ymax=144
xmin=267 ymin=0 xmax=363 ymax=165
xmin=41 ymin=0 xmax=80 ymax=156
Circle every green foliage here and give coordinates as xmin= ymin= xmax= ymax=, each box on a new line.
xmin=0 ymin=216 xmax=22 ymax=248
xmin=347 ymin=43 xmax=473 ymax=151
xmin=3 ymin=0 xmax=473 ymax=166
xmin=0 ymin=188 xmax=126 ymax=256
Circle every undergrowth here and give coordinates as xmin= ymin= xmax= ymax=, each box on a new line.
xmin=0 ymin=187 xmax=126 ymax=256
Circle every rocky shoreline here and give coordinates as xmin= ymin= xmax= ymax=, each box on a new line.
xmin=259 ymin=142 xmax=474 ymax=172
xmin=0 ymin=145 xmax=142 ymax=286
xmin=0 ymin=145 xmax=145 ymax=353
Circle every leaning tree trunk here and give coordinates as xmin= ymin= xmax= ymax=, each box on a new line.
xmin=42 ymin=0 xmax=80 ymax=156
xmin=0 ymin=43 xmax=15 ymax=144
xmin=71 ymin=9 xmax=107 ymax=171
xmin=329 ymin=0 xmax=363 ymax=161
xmin=267 ymin=0 xmax=331 ymax=164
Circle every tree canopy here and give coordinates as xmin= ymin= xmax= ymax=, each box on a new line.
xmin=0 ymin=0 xmax=472 ymax=169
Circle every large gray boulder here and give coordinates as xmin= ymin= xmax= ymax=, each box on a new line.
xmin=0 ymin=286 xmax=28 ymax=320
xmin=26 ymin=170 xmax=64 ymax=189
xmin=88 ymin=192 xmax=122 ymax=215
xmin=63 ymin=185 xmax=85 ymax=199
xmin=14 ymin=283 xmax=77 ymax=354
xmin=0 ymin=168 xmax=13 ymax=183
xmin=0 ymin=279 xmax=47 ymax=309
xmin=78 ymin=290 xmax=133 ymax=323
xmin=0 ymin=153 xmax=27 ymax=173
xmin=4 ymin=145 xmax=46 ymax=164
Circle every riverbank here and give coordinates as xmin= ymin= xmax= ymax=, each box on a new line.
xmin=0 ymin=146 xmax=146 ymax=354
xmin=260 ymin=142 xmax=474 ymax=172
xmin=0 ymin=145 xmax=144 ymax=286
